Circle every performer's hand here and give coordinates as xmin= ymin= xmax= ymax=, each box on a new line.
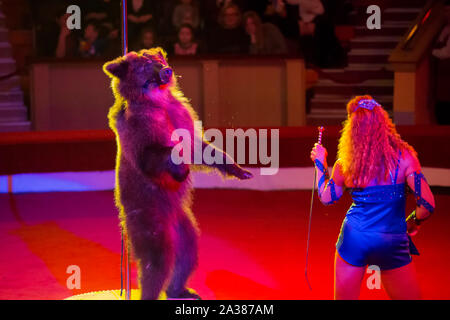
xmin=407 ymin=218 xmax=420 ymax=236
xmin=310 ymin=143 xmax=327 ymax=163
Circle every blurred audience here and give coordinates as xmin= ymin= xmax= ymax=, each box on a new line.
xmin=243 ymin=11 xmax=287 ymax=54
xmin=34 ymin=0 xmax=348 ymax=64
xmin=172 ymin=0 xmax=200 ymax=30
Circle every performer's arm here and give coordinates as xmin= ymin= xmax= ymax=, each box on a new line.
xmin=311 ymin=144 xmax=345 ymax=205
xmin=404 ymin=152 xmax=435 ymax=229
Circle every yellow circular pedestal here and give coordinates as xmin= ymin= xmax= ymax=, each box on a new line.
xmin=65 ymin=289 xmax=144 ymax=300
xmin=64 ymin=289 xmax=197 ymax=300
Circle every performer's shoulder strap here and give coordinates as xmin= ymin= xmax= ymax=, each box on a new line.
xmin=393 ymin=150 xmax=401 ymax=184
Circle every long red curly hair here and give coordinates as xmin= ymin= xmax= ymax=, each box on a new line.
xmin=337 ymin=95 xmax=417 ymax=188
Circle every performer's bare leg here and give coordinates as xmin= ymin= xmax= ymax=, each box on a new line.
xmin=381 ymin=262 xmax=421 ymax=300
xmin=334 ymin=251 xmax=365 ymax=300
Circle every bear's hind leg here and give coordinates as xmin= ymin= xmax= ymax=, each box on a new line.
xmin=166 ymin=214 xmax=200 ymax=299
xmin=128 ymin=223 xmax=175 ymax=300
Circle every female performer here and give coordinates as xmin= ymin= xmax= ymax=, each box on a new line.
xmin=310 ymin=95 xmax=435 ymax=299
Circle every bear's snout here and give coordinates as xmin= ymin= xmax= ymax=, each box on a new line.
xmin=159 ymin=67 xmax=173 ymax=85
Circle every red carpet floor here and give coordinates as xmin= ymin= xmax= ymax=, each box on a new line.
xmin=0 ymin=189 xmax=449 ymax=300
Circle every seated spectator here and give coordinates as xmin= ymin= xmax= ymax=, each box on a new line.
xmin=85 ymin=0 xmax=121 ymax=35
xmin=263 ymin=0 xmax=301 ymax=53
xmin=83 ymin=0 xmax=121 ymax=57
xmin=244 ymin=0 xmax=270 ymax=16
xmin=85 ymin=0 xmax=109 ymax=22
xmin=323 ymin=0 xmax=353 ymax=25
xmin=202 ymin=0 xmax=226 ymax=29
xmin=286 ymin=0 xmax=324 ymax=36
xmin=55 ymin=17 xmax=107 ymax=58
xmin=433 ymin=5 xmax=450 ymax=60
xmin=127 ymin=0 xmax=155 ymax=45
xmin=33 ymin=0 xmax=75 ymax=57
xmin=172 ymin=0 xmax=200 ymax=30
xmin=173 ymin=24 xmax=200 ymax=55
xmin=208 ymin=3 xmax=250 ymax=54
xmin=286 ymin=0 xmax=345 ymax=67
xmin=243 ymin=11 xmax=287 ymax=54
xmin=155 ymin=0 xmax=178 ymax=37
xmin=130 ymin=27 xmax=157 ymax=51
xmin=78 ymin=20 xmax=108 ymax=57
xmin=55 ymin=13 xmax=79 ymax=58
xmin=264 ymin=0 xmax=288 ymax=22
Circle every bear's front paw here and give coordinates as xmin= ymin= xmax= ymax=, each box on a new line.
xmin=227 ymin=164 xmax=253 ymax=180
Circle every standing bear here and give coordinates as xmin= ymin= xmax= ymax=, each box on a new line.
xmin=103 ymin=48 xmax=252 ymax=300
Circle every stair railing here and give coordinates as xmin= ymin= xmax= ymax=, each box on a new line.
xmin=388 ymin=0 xmax=447 ymax=125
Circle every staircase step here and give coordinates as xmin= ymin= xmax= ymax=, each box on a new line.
xmin=348 ymin=55 xmax=389 ymax=63
xmin=346 ymin=63 xmax=389 ymax=70
xmin=314 ymin=79 xmax=394 ymax=95
xmin=0 ymin=89 xmax=23 ymax=103
xmin=355 ymin=23 xmax=409 ymax=36
xmin=383 ymin=8 xmax=421 ymax=22
xmin=0 ymin=121 xmax=31 ymax=132
xmin=306 ymin=116 xmax=346 ymax=126
xmin=352 ymin=0 xmax=426 ymax=9
xmin=308 ymin=5 xmax=422 ymax=126
xmin=0 ymin=101 xmax=26 ymax=108
xmin=349 ymin=49 xmax=393 ymax=55
xmin=0 ymin=75 xmax=20 ymax=91
xmin=306 ymin=108 xmax=395 ymax=126
xmin=311 ymin=94 xmax=393 ymax=110
xmin=320 ymin=68 xmax=393 ymax=81
xmin=350 ymin=7 xmax=421 ymax=25
xmin=0 ymin=28 xmax=8 ymax=42
xmin=0 ymin=58 xmax=16 ymax=75
xmin=350 ymin=36 xmax=401 ymax=49
xmin=384 ymin=8 xmax=422 ymax=14
xmin=307 ymin=108 xmax=348 ymax=126
xmin=310 ymin=108 xmax=348 ymax=116
xmin=0 ymin=106 xmax=27 ymax=121
xmin=348 ymin=49 xmax=392 ymax=64
xmin=0 ymin=42 xmax=12 ymax=58
xmin=312 ymin=93 xmax=394 ymax=101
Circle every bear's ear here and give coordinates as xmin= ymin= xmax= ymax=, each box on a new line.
xmin=155 ymin=47 xmax=168 ymax=64
xmin=103 ymin=59 xmax=129 ymax=79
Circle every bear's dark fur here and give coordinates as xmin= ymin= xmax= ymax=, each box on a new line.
xmin=103 ymin=48 xmax=252 ymax=300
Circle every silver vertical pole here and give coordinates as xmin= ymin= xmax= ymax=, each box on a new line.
xmin=121 ymin=0 xmax=131 ymax=300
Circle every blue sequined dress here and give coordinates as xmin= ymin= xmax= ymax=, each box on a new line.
xmin=336 ymin=156 xmax=418 ymax=270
